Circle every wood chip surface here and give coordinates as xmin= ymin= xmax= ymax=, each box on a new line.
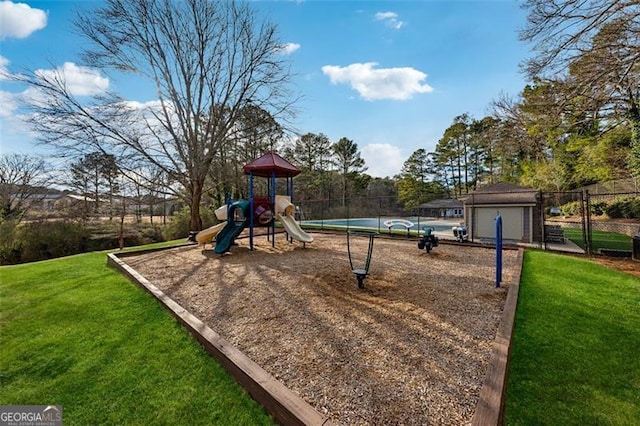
xmin=123 ymin=233 xmax=519 ymax=425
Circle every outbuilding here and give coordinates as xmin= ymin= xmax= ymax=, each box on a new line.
xmin=461 ymin=182 xmax=542 ymax=244
xmin=418 ymin=198 xmax=463 ymax=219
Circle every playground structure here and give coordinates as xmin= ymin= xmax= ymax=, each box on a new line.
xmin=195 ymin=204 xmax=236 ymax=245
xmin=275 ymin=195 xmax=313 ymax=244
xmin=452 ymin=224 xmax=469 ymax=242
xmin=243 ymin=152 xmax=312 ymax=251
xmin=196 ymin=152 xmax=312 ymax=254
xmin=195 ymin=221 xmax=226 ymax=245
xmin=495 ymin=214 xmax=503 ymax=288
xmin=213 ymin=200 xmax=252 ymax=254
xmin=347 ymin=230 xmax=377 ymax=288
xmin=417 ymin=227 xmax=439 ymax=253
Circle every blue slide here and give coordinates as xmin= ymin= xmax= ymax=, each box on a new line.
xmin=214 ymin=200 xmax=250 ymax=254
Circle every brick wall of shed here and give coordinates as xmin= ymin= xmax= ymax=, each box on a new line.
xmin=532 ymin=204 xmax=543 ymax=243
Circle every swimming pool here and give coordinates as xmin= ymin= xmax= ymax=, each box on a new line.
xmin=301 ymin=217 xmax=459 ymax=233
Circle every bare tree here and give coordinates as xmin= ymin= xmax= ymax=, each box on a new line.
xmin=0 ymin=153 xmax=48 ymax=222
xmin=520 ymin=0 xmax=639 ymax=78
xmin=15 ymin=0 xmax=296 ymax=231
xmin=141 ymin=164 xmax=165 ymax=224
xmin=207 ymin=104 xmax=284 ymax=203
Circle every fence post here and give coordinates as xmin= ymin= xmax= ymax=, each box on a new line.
xmin=470 ymin=194 xmax=475 ymax=243
xmin=539 ymin=190 xmax=545 ymax=250
xmin=583 ymin=190 xmax=594 ymax=256
xmin=580 ymin=191 xmax=589 ymax=255
xmin=586 ymin=190 xmax=593 ymax=255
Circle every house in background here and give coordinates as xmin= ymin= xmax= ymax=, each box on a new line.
xmin=32 ymin=189 xmax=66 ymax=213
xmin=461 ymin=182 xmax=543 ymax=244
xmin=418 ymin=198 xmax=463 ymax=218
xmin=5 ymin=187 xmax=66 ymax=218
xmin=53 ymin=193 xmax=101 ymax=215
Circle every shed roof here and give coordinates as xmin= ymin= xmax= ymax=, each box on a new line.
xmin=461 ymin=182 xmax=539 ymax=205
xmin=242 ymin=152 xmax=300 ymax=178
xmin=418 ymin=198 xmax=463 ymax=209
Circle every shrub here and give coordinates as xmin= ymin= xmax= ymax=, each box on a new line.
xmin=0 ymin=219 xmax=168 ymax=265
xmin=560 ymin=201 xmax=581 ymax=217
xmin=0 ymin=221 xmax=22 ymax=265
xmin=138 ymin=224 xmax=165 ymax=243
xmin=603 ymin=197 xmax=640 ymax=219
xmin=559 ymin=200 xmax=613 ymax=217
xmin=85 ymin=221 xmax=166 ymax=251
xmin=590 ymin=201 xmax=607 ymax=216
xmin=163 ymin=206 xmax=217 ymax=240
xmin=14 ymin=221 xmax=90 ymax=264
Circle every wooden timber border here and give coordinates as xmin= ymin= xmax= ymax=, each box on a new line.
xmin=471 ymin=248 xmax=524 ymax=425
xmin=107 ymin=248 xmax=331 ymax=426
xmin=108 ymin=243 xmax=524 ymax=426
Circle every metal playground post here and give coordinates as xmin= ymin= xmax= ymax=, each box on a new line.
xmin=495 ymin=213 xmax=502 ymax=288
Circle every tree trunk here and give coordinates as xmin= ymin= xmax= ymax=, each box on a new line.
xmin=630 ymin=117 xmax=640 ymax=177
xmin=190 ymin=182 xmax=204 ymax=231
xmin=83 ymin=194 xmax=89 ymax=223
xmin=119 ymin=196 xmax=126 ymax=250
xmin=108 ymin=192 xmax=114 ymax=221
xmin=163 ymin=196 xmax=167 ymax=225
xmin=342 ymin=174 xmax=348 ymax=207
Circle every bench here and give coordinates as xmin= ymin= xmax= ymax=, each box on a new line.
xmin=545 ymin=225 xmax=565 ymax=243
xmin=383 ymin=219 xmax=414 ymax=236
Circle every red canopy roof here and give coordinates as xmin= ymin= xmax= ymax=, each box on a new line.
xmin=242 ymin=152 xmax=300 ymax=178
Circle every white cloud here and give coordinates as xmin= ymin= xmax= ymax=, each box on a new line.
xmin=121 ymin=100 xmax=165 ymax=110
xmin=361 ymin=143 xmax=404 ymax=178
xmin=0 ymin=90 xmax=18 ymax=117
xmin=374 ymin=11 xmax=404 ymax=30
xmin=0 ymin=55 xmax=11 ymax=80
xmin=35 ymin=62 xmax=109 ymax=96
xmin=322 ymin=62 xmax=433 ymax=101
xmin=277 ymin=42 xmax=301 ymax=55
xmin=0 ymin=1 xmax=47 ymax=40
xmin=120 ymin=99 xmax=175 ymax=128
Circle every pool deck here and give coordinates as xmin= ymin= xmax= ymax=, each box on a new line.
xmin=524 ymin=239 xmax=584 ymax=254
xmin=473 ymin=237 xmax=584 ymax=254
xmin=302 ymin=218 xmax=586 ymax=254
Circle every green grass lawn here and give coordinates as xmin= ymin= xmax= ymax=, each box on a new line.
xmin=0 ymin=245 xmax=274 ymax=426
xmin=563 ymin=227 xmax=632 ymax=252
xmin=505 ymin=251 xmax=640 ymax=425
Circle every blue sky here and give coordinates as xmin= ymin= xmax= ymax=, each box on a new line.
xmin=0 ymin=0 xmax=532 ymax=178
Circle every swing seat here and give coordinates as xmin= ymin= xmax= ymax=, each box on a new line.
xmin=352 ymin=269 xmax=368 ymax=288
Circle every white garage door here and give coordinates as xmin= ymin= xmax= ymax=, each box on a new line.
xmin=476 ymin=207 xmax=523 ymax=241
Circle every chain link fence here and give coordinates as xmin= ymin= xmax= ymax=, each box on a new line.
xmin=290 ymin=188 xmax=639 ymax=257
xmin=294 ymin=195 xmax=464 ymax=237
xmin=584 ymin=191 xmax=639 ymax=255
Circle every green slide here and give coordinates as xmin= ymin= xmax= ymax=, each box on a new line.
xmin=214 ymin=200 xmax=250 ymax=254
